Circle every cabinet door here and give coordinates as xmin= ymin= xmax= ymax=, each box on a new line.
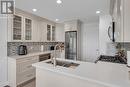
xmin=64 ymin=24 xmax=71 ymax=31
xmin=47 ymin=24 xmax=51 ymax=41
xmin=13 ymin=15 xmax=22 ymax=41
xmin=113 ymin=0 xmax=124 ymax=42
xmin=25 ymin=18 xmax=32 ymax=41
xmin=55 ymin=23 xmax=65 ymax=42
xmin=64 ymin=20 xmax=78 ymax=32
xmin=123 ymin=0 xmax=130 ymax=42
xmin=52 ymin=26 xmax=55 ymax=41
xmin=8 ymin=14 xmax=13 ymax=42
xmin=40 ymin=22 xmax=47 ymax=42
xmin=32 ymin=20 xmax=41 ymax=42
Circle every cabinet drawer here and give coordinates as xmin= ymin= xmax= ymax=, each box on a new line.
xmin=16 ymin=69 xmax=35 ymax=85
xmin=17 ymin=58 xmax=38 ymax=73
xmin=16 ymin=56 xmax=38 ymax=63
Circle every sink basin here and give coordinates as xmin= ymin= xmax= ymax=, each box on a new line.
xmin=46 ymin=60 xmax=80 ymax=69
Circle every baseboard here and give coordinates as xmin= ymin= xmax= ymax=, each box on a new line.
xmin=0 ymin=81 xmax=9 ymax=87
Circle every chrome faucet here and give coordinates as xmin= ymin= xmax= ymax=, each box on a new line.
xmin=52 ymin=43 xmax=63 ymax=67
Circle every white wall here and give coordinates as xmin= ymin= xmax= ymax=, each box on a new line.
xmin=81 ymin=22 xmax=99 ymax=62
xmin=55 ymin=23 xmax=65 ymax=42
xmin=99 ymin=15 xmax=117 ymax=56
xmin=0 ymin=14 xmax=8 ymax=86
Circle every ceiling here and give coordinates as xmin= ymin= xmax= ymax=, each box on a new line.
xmin=15 ymin=0 xmax=110 ymax=23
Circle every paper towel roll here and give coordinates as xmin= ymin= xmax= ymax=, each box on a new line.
xmin=127 ymin=51 xmax=130 ymax=66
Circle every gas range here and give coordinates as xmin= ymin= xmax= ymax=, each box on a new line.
xmin=96 ymin=55 xmax=127 ymax=64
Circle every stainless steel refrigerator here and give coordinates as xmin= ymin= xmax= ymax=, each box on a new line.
xmin=65 ymin=31 xmax=77 ymax=60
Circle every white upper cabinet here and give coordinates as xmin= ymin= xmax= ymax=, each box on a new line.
xmin=47 ymin=24 xmax=51 ymax=41
xmin=24 ymin=18 xmax=32 ymax=41
xmin=46 ymin=24 xmax=56 ymax=42
xmin=32 ymin=19 xmax=41 ymax=42
xmin=112 ymin=0 xmax=123 ymax=42
xmin=64 ymin=20 xmax=79 ymax=31
xmin=32 ymin=21 xmax=56 ymax=42
xmin=8 ymin=14 xmax=33 ymax=42
xmin=52 ymin=26 xmax=56 ymax=41
xmin=7 ymin=9 xmax=56 ymax=42
xmin=123 ymin=0 xmax=130 ymax=42
xmin=55 ymin=23 xmax=65 ymax=42
xmin=112 ymin=0 xmax=130 ymax=42
xmin=13 ymin=15 xmax=23 ymax=41
xmin=40 ymin=22 xmax=47 ymax=42
xmin=8 ymin=14 xmax=23 ymax=42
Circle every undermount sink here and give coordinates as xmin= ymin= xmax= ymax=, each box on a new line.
xmin=46 ymin=60 xmax=80 ymax=69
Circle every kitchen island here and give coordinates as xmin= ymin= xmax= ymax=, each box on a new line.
xmin=33 ymin=58 xmax=130 ymax=87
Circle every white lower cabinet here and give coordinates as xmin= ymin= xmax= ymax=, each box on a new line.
xmin=17 ymin=69 xmax=35 ymax=85
xmin=8 ymin=56 xmax=39 ymax=87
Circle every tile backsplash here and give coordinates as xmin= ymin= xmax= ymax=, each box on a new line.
xmin=8 ymin=42 xmax=130 ymax=57
xmin=104 ymin=42 xmax=130 ymax=57
xmin=7 ymin=42 xmax=60 ymax=56
xmin=106 ymin=42 xmax=117 ymax=56
xmin=108 ymin=42 xmax=130 ymax=57
xmin=117 ymin=43 xmax=130 ymax=51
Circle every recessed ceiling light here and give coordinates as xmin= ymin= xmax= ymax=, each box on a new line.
xmin=96 ymin=11 xmax=100 ymax=14
xmin=55 ymin=19 xmax=59 ymax=22
xmin=32 ymin=9 xmax=37 ymax=12
xmin=57 ymin=0 xmax=62 ymax=4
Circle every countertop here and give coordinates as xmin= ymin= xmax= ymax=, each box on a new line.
xmin=8 ymin=51 xmax=53 ymax=59
xmin=33 ymin=58 xmax=130 ymax=87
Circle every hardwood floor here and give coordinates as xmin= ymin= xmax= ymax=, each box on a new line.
xmin=17 ymin=78 xmax=36 ymax=87
xmin=23 ymin=80 xmax=35 ymax=87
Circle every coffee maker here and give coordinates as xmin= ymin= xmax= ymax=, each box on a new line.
xmin=18 ymin=45 xmax=27 ymax=55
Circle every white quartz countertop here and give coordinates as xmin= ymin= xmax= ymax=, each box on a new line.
xmin=33 ymin=58 xmax=130 ymax=87
xmin=8 ymin=51 xmax=53 ymax=59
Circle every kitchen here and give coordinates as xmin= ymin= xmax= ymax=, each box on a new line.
xmin=0 ymin=0 xmax=130 ymax=87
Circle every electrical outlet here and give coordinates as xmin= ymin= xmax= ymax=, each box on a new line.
xmin=30 ymin=46 xmax=33 ymax=50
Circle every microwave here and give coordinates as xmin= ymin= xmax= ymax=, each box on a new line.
xmin=108 ymin=22 xmax=115 ymax=42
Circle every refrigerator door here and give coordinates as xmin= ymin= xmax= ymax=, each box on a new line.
xmin=65 ymin=31 xmax=77 ymax=60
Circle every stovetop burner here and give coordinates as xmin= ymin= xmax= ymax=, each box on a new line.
xmin=96 ymin=55 xmax=127 ymax=64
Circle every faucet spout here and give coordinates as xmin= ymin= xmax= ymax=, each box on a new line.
xmin=53 ymin=43 xmax=63 ymax=67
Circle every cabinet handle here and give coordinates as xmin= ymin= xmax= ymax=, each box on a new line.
xmin=27 ymin=65 xmax=32 ymax=68
xmin=27 ymin=74 xmax=33 ymax=77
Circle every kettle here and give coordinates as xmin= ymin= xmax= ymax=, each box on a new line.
xmin=18 ymin=45 xmax=27 ymax=55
